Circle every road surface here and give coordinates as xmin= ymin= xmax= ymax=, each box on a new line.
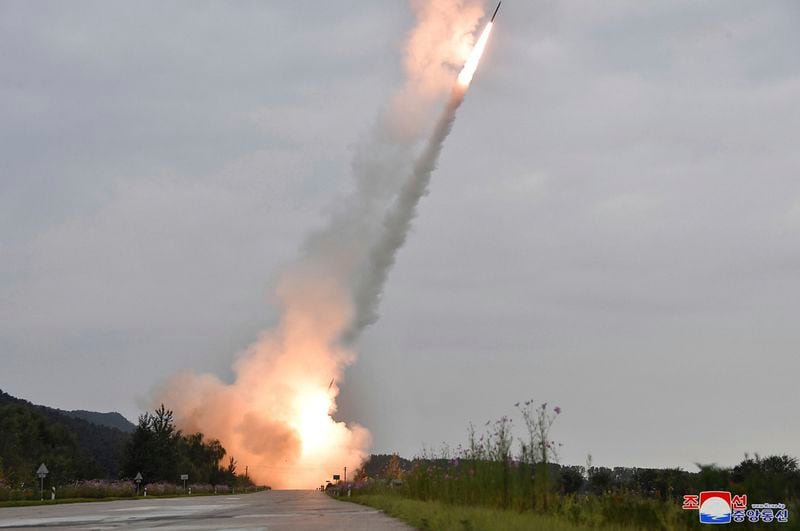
xmin=0 ymin=490 xmax=412 ymax=530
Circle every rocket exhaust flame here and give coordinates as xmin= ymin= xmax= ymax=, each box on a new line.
xmin=457 ymin=21 xmax=493 ymax=87
xmin=155 ymin=0 xmax=495 ymax=489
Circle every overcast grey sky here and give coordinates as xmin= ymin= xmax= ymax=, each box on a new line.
xmin=2 ymin=0 xmax=799 ymax=471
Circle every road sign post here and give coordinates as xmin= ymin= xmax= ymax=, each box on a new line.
xmin=134 ymin=472 xmax=143 ymax=496
xmin=36 ymin=463 xmax=49 ymax=501
xmin=180 ymin=474 xmax=188 ymax=493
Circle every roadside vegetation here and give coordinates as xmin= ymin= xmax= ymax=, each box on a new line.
xmin=0 ymin=397 xmax=260 ymax=504
xmin=350 ymin=494 xmax=637 ymax=531
xmin=336 ymin=402 xmax=800 ymax=530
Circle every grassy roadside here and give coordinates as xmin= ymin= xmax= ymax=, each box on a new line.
xmin=347 ymin=494 xmax=649 ymax=531
xmin=0 ymin=491 xmax=251 ymax=508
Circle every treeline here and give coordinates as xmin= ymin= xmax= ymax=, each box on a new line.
xmin=0 ymin=390 xmax=128 ymax=484
xmin=0 ymin=402 xmax=104 ymax=485
xmin=0 ymin=390 xmax=252 ymax=490
xmin=573 ymin=454 xmax=800 ymax=502
xmin=358 ymin=454 xmax=413 ymax=479
xmin=358 ymin=452 xmax=800 ymax=503
xmin=121 ymin=404 xmax=250 ymax=487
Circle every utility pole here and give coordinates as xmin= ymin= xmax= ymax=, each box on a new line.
xmin=245 ymin=465 xmax=248 ymax=479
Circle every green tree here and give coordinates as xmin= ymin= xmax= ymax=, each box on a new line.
xmin=121 ymin=404 xmax=180 ymax=482
xmin=177 ymin=432 xmax=226 ymax=484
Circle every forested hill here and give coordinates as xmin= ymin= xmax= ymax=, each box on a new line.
xmin=64 ymin=410 xmax=135 ymax=433
xmin=0 ymin=389 xmax=130 ymax=482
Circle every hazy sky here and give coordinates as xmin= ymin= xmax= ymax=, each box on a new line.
xmin=2 ymin=0 xmax=799 ymax=471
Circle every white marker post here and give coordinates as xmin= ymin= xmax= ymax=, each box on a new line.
xmin=36 ymin=463 xmax=48 ymax=501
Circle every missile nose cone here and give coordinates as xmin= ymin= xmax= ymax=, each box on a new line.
xmin=490 ymin=1 xmax=501 ymax=22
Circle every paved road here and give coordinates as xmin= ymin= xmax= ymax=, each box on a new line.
xmin=0 ymin=490 xmax=412 ymax=530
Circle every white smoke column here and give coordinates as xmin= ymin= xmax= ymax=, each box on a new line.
xmin=346 ymin=88 xmax=466 ymax=337
xmin=155 ymin=1 xmax=486 ymax=489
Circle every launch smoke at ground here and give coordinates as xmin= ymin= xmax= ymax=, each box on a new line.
xmin=155 ymin=1 xmax=490 ymax=489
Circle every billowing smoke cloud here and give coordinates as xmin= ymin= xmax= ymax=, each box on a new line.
xmin=156 ymin=0 xmax=484 ymax=489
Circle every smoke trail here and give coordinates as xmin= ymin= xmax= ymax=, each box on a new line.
xmin=346 ymin=87 xmax=466 ymax=338
xmin=155 ymin=1 xmax=485 ymax=489
xmin=348 ymin=18 xmax=494 ymax=337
